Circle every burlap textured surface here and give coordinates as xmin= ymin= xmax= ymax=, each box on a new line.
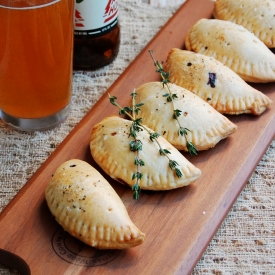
xmin=0 ymin=0 xmax=274 ymax=274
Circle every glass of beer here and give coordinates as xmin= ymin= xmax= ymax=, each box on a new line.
xmin=0 ymin=0 xmax=74 ymax=131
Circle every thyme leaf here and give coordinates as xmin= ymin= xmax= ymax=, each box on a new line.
xmin=134 ymin=156 xmax=145 ymax=166
xmin=149 ymin=132 xmax=160 ymax=142
xmin=186 ymin=141 xmax=198 ymax=156
xmin=132 ymin=184 xmax=141 ymax=200
xmin=173 ymin=109 xmax=182 ymax=119
xmin=175 ymin=167 xmax=183 ymax=178
xmin=179 ymin=127 xmax=189 ymax=136
xmin=129 ymin=140 xmax=143 ymax=151
xmin=159 ymin=148 xmax=171 ymax=155
xmin=132 ymin=172 xmax=143 ymax=180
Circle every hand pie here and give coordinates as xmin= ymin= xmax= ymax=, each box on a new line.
xmin=135 ymin=82 xmax=237 ymax=151
xmin=164 ymin=48 xmax=272 ymax=115
xmin=90 ymin=116 xmax=201 ymax=190
xmin=45 ymin=159 xmax=145 ymax=249
xmin=185 ymin=18 xmax=275 ymax=83
xmin=213 ymin=0 xmax=275 ymax=48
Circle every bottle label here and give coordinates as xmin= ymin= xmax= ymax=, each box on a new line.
xmin=74 ymin=0 xmax=118 ymax=36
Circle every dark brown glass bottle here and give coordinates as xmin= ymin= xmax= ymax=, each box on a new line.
xmin=73 ymin=0 xmax=120 ymax=70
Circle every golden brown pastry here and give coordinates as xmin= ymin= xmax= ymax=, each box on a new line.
xmin=185 ymin=18 xmax=275 ymax=83
xmin=164 ymin=48 xmax=272 ymax=115
xmin=135 ymin=82 xmax=237 ymax=151
xmin=90 ymin=116 xmax=201 ymax=190
xmin=45 ymin=159 xmax=145 ymax=249
xmin=213 ymin=0 xmax=275 ymax=48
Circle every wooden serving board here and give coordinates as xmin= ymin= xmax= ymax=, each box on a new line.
xmin=1 ymin=0 xmax=275 ymax=274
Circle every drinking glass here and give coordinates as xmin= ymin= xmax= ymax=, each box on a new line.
xmin=0 ymin=0 xmax=74 ymax=131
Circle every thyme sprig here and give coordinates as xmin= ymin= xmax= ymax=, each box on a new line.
xmin=148 ymin=50 xmax=198 ymax=156
xmin=130 ymin=91 xmax=144 ymax=200
xmin=108 ymin=91 xmax=183 ymax=199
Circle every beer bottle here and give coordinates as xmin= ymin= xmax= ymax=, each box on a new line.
xmin=73 ymin=0 xmax=120 ymax=70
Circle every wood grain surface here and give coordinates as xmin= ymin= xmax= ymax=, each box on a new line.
xmin=1 ymin=0 xmax=275 ymax=274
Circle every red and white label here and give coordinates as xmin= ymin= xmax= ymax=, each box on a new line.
xmin=74 ymin=0 xmax=118 ymax=31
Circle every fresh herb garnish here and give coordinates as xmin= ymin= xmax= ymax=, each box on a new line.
xmin=148 ymin=50 xmax=198 ymax=156
xmin=109 ymin=91 xmax=183 ymax=199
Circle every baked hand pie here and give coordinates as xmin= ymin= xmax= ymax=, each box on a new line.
xmin=213 ymin=0 xmax=275 ymax=48
xmin=135 ymin=82 xmax=237 ymax=151
xmin=90 ymin=116 xmax=201 ymax=190
xmin=185 ymin=18 xmax=275 ymax=83
xmin=45 ymin=159 xmax=145 ymax=249
xmin=164 ymin=48 xmax=272 ymax=115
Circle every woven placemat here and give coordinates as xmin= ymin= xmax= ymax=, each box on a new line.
xmin=0 ymin=0 xmax=274 ymax=274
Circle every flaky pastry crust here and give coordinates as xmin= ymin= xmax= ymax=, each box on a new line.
xmin=90 ymin=116 xmax=201 ymax=190
xmin=45 ymin=159 xmax=145 ymax=249
xmin=213 ymin=0 xmax=275 ymax=48
xmin=164 ymin=48 xmax=272 ymax=115
xmin=135 ymin=82 xmax=237 ymax=151
xmin=185 ymin=18 xmax=275 ymax=83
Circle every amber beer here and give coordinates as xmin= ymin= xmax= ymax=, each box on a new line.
xmin=0 ymin=0 xmax=74 ymax=131
xmin=73 ymin=0 xmax=120 ymax=70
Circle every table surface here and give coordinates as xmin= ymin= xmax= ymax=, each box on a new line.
xmin=0 ymin=0 xmax=274 ymax=274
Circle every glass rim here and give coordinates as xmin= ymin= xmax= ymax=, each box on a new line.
xmin=0 ymin=0 xmax=60 ymax=9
